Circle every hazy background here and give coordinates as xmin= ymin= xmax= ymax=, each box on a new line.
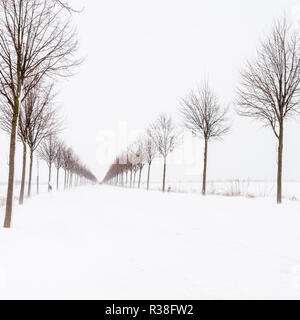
xmin=1 ymin=0 xmax=300 ymax=186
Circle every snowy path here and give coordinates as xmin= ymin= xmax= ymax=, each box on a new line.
xmin=1 ymin=185 xmax=300 ymax=299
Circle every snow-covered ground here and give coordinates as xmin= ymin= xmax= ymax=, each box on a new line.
xmin=1 ymin=185 xmax=300 ymax=299
xmin=140 ymin=180 xmax=300 ymax=200
xmin=0 ymin=183 xmax=55 ymax=214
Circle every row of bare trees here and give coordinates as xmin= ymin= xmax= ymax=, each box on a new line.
xmin=0 ymin=0 xmax=87 ymax=228
xmin=104 ymin=89 xmax=229 ymax=194
xmin=103 ymin=114 xmax=179 ymax=192
xmin=39 ymin=135 xmax=98 ymax=192
xmin=103 ymin=16 xmax=300 ymax=205
xmin=0 ymin=83 xmax=60 ymax=203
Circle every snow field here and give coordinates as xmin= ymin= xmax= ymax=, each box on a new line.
xmin=0 ymin=185 xmax=300 ymax=299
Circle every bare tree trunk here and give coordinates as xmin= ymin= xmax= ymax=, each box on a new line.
xmin=37 ymin=158 xmax=39 ymax=195
xmin=67 ymin=170 xmax=70 ymax=187
xmin=36 ymin=154 xmax=39 ymax=195
xmin=147 ymin=162 xmax=151 ymax=191
xmin=19 ymin=142 xmax=27 ymax=205
xmin=133 ymin=170 xmax=136 ymax=188
xmin=27 ymin=150 xmax=34 ymax=197
xmin=57 ymin=168 xmax=59 ymax=191
xmin=130 ymin=169 xmax=133 ymax=188
xmin=162 ymin=157 xmax=167 ymax=192
xmin=48 ymin=163 xmax=52 ymax=191
xmin=126 ymin=171 xmax=128 ymax=185
xmin=277 ymin=121 xmax=283 ymax=204
xmin=64 ymin=169 xmax=67 ymax=189
xmin=138 ymin=167 xmax=142 ymax=189
xmin=202 ymin=139 xmax=208 ymax=195
xmin=4 ymin=106 xmax=18 ymax=228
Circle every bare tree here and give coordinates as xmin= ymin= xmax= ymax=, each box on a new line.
xmin=38 ymin=135 xmax=58 ymax=191
xmin=135 ymin=139 xmax=146 ymax=189
xmin=180 ymin=82 xmax=230 ymax=195
xmin=119 ymin=152 xmax=128 ymax=186
xmin=54 ymin=0 xmax=83 ymax=12
xmin=150 ymin=114 xmax=179 ymax=192
xmin=62 ymin=146 xmax=70 ymax=188
xmin=0 ymin=0 xmax=80 ymax=227
xmin=54 ymin=140 xmax=64 ymax=190
xmin=127 ymin=144 xmax=136 ymax=188
xmin=0 ymin=83 xmax=59 ymax=203
xmin=127 ymin=144 xmax=139 ymax=188
xmin=0 ymin=102 xmax=30 ymax=205
xmin=124 ymin=147 xmax=133 ymax=188
xmin=68 ymin=153 xmax=80 ymax=188
xmin=61 ymin=146 xmax=73 ymax=188
xmin=236 ymin=17 xmax=300 ymax=204
xmin=36 ymin=155 xmax=40 ymax=194
xmin=26 ymin=85 xmax=61 ymax=197
xmin=59 ymin=145 xmax=97 ymax=187
xmin=144 ymin=131 xmax=157 ymax=190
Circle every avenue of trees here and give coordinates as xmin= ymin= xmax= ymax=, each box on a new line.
xmin=0 ymin=3 xmax=299 ymax=226
xmin=103 ymin=86 xmax=229 ymax=194
xmin=103 ymin=114 xmax=179 ymax=192
xmin=103 ymin=16 xmax=300 ymax=203
xmin=38 ymin=136 xmax=98 ymax=192
xmin=0 ymin=0 xmax=97 ymax=228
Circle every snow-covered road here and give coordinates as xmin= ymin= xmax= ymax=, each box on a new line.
xmin=1 ymin=185 xmax=300 ymax=299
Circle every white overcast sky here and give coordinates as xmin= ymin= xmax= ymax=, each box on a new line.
xmin=1 ymin=0 xmax=300 ymax=183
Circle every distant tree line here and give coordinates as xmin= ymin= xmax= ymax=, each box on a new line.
xmin=103 ymin=114 xmax=179 ymax=193
xmin=39 ymin=135 xmax=98 ymax=192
